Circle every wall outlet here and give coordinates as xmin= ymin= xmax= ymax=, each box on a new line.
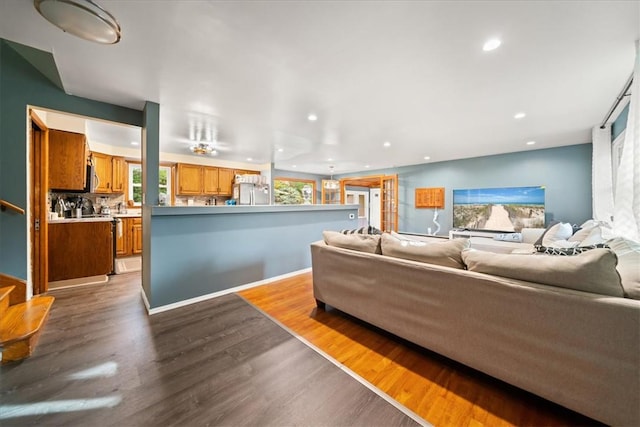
xmin=349 ymin=213 xmax=355 ymax=219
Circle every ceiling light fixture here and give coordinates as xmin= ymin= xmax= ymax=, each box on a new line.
xmin=365 ymin=165 xmax=370 ymax=168
xmin=514 ymin=112 xmax=526 ymax=119
xmin=423 ymin=156 xmax=431 ymax=160
xmin=526 ymin=140 xmax=536 ymax=146
xmin=246 ymin=157 xmax=253 ymax=161
xmin=383 ymin=141 xmax=391 ymax=148
xmin=324 ymin=166 xmax=339 ymax=190
xmin=130 ymin=141 xmax=139 ymax=146
xmin=34 ymin=0 xmax=122 ymax=44
xmin=190 ymin=142 xmax=215 ymax=155
xmin=482 ymin=38 xmax=501 ymax=52
xmin=308 ymin=114 xmax=318 ymax=121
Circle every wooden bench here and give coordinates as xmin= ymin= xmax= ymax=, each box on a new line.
xmin=0 ymin=274 xmax=54 ymax=364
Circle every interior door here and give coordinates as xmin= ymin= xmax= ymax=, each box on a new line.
xmin=380 ymin=175 xmax=398 ymax=232
xmin=30 ymin=110 xmax=49 ymax=295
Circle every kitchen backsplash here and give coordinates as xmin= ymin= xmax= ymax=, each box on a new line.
xmin=49 ymin=191 xmax=230 ymax=211
xmin=174 ymin=195 xmax=230 ymax=206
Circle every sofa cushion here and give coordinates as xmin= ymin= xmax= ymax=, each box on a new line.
xmin=323 ymin=230 xmax=382 ymax=254
xmin=461 ymin=248 xmax=625 ymax=297
xmin=606 ymin=237 xmax=640 ymax=300
xmin=381 ymin=233 xmax=469 ymax=269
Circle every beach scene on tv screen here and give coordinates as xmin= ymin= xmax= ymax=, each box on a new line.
xmin=453 ymin=186 xmax=545 ymax=232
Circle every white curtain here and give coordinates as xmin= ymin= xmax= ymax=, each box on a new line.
xmin=592 ymin=125 xmax=614 ymax=225
xmin=613 ymin=40 xmax=640 ymax=241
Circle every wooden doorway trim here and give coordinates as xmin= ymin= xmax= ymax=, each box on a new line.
xmin=30 ymin=109 xmax=49 ymax=295
xmin=337 ymin=174 xmax=399 ymax=232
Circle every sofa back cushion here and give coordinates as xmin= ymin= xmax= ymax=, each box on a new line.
xmin=606 ymin=237 xmax=640 ymax=300
xmin=381 ymin=233 xmax=470 ymax=269
xmin=323 ymin=230 xmax=382 ymax=254
xmin=462 ymin=248 xmax=625 ymax=297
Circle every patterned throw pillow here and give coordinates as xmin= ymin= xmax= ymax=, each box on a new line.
xmin=341 ymin=225 xmax=382 ymax=235
xmin=537 ymin=243 xmax=610 ymax=256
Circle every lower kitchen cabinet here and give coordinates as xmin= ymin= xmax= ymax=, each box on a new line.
xmin=116 ymin=217 xmax=142 ymax=257
xmin=48 ymin=221 xmax=113 ymax=281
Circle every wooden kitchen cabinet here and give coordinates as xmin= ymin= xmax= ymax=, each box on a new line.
xmin=177 ymin=163 xmax=203 ymax=195
xmin=111 ymin=156 xmax=126 ymax=193
xmin=48 ymin=221 xmax=113 ymax=281
xmin=92 ymin=152 xmax=125 ymax=194
xmin=203 ymin=166 xmax=220 ymax=194
xmin=115 ymin=217 xmax=143 ymax=257
xmin=177 ymin=163 xmax=236 ymax=195
xmin=48 ymin=129 xmax=87 ymax=191
xmin=131 ymin=218 xmax=143 ymax=254
xmin=218 ymin=168 xmax=235 ymax=196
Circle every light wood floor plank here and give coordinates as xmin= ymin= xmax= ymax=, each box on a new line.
xmin=239 ymin=271 xmax=601 ymax=427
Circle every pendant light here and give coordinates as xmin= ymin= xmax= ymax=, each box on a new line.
xmin=34 ymin=0 xmax=122 ymax=44
xmin=324 ymin=166 xmax=339 ymax=190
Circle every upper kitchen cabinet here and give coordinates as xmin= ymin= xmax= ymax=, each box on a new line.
xmin=218 ymin=168 xmax=235 ymax=196
xmin=49 ymin=129 xmax=88 ymax=191
xmin=176 ymin=163 xmax=203 ymax=195
xmin=92 ymin=152 xmax=126 ymax=193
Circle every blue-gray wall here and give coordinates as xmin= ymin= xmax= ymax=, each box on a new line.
xmin=338 ymin=144 xmax=593 ymax=235
xmin=148 ymin=206 xmax=356 ymax=308
xmin=0 ymin=39 xmax=143 ymax=279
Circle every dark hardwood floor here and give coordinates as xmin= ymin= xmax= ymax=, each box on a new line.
xmin=239 ymin=272 xmax=603 ymax=427
xmin=0 ymin=273 xmax=421 ymax=426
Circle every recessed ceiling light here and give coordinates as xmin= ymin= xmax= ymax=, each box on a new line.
xmin=514 ymin=112 xmax=526 ymax=119
xmin=383 ymin=141 xmax=391 ymax=148
xmin=130 ymin=141 xmax=139 ymax=146
xmin=292 ymin=165 xmax=297 ymax=168
xmin=423 ymin=156 xmax=431 ymax=160
xmin=365 ymin=165 xmax=370 ymax=168
xmin=277 ymin=148 xmax=284 ymax=152
xmin=327 ymin=158 xmax=333 ymax=162
xmin=483 ymin=38 xmax=501 ymax=52
xmin=308 ymin=114 xmax=318 ymax=121
xmin=246 ymin=157 xmax=253 ymax=161
xmin=526 ymin=141 xmax=536 ymax=146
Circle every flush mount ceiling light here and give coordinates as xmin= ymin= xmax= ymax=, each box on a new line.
xmin=526 ymin=140 xmax=536 ymax=146
xmin=482 ymin=38 xmax=501 ymax=52
xmin=190 ymin=142 xmax=215 ymax=155
xmin=307 ymin=114 xmax=318 ymax=121
xmin=514 ymin=112 xmax=526 ymax=119
xmin=34 ymin=0 xmax=122 ymax=44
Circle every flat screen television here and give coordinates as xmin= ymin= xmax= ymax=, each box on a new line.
xmin=452 ymin=186 xmax=545 ymax=232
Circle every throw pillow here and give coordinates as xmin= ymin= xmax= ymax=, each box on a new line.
xmin=605 ymin=237 xmax=640 ymax=300
xmin=323 ymin=230 xmax=382 ymax=254
xmin=541 ymin=222 xmax=573 ymax=246
xmin=579 ymin=226 xmax=605 ymax=246
xmin=341 ymin=225 xmax=382 ymax=235
xmin=537 ymin=243 xmax=609 ymax=256
xmin=533 ymin=220 xmax=559 ymax=247
xmin=568 ymin=222 xmax=596 ymax=242
xmin=461 ymin=248 xmax=624 ymax=297
xmin=381 ymin=233 xmax=469 ymax=269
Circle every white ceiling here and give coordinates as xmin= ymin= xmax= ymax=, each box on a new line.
xmin=1 ymin=1 xmax=638 ymax=175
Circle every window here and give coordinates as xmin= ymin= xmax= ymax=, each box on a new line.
xmin=274 ymin=178 xmax=316 ymax=205
xmin=128 ymin=163 xmax=172 ymax=206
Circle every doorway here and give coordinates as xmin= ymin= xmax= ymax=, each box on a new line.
xmin=345 ymin=190 xmax=369 ymax=228
xmin=339 ymin=174 xmax=398 ymax=232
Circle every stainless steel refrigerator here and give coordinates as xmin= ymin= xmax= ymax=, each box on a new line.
xmin=233 ymin=183 xmax=270 ymax=205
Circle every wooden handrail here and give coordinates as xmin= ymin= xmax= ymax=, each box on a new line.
xmin=0 ymin=199 xmax=25 ymax=215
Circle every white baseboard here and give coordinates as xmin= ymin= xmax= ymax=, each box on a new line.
xmin=143 ymin=268 xmax=311 ymax=315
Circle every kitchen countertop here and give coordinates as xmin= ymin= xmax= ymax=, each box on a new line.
xmin=112 ymin=212 xmax=142 ymax=218
xmin=49 ymin=216 xmax=114 ymax=224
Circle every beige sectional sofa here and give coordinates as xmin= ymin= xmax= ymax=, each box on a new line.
xmin=311 ymin=232 xmax=640 ymax=426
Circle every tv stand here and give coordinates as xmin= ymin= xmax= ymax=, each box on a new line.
xmin=449 ymin=229 xmax=503 ymax=240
